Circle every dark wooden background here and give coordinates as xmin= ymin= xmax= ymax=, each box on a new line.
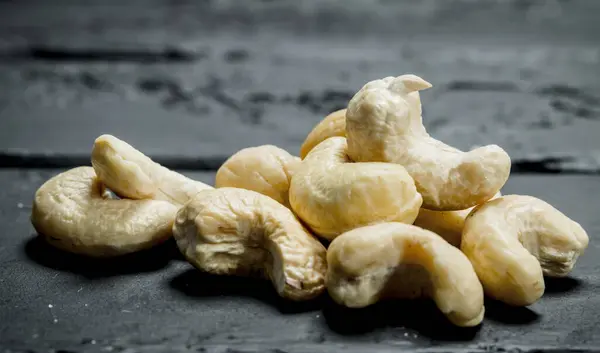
xmin=1 ymin=1 xmax=599 ymax=352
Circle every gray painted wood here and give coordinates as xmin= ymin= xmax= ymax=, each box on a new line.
xmin=1 ymin=1 xmax=599 ymax=171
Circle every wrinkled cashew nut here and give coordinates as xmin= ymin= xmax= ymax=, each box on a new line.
xmin=415 ymin=191 xmax=502 ymax=247
xmin=31 ymin=167 xmax=178 ymax=257
xmin=461 ymin=195 xmax=589 ymax=306
xmin=327 ymin=222 xmax=485 ymax=327
xmin=346 ymin=74 xmax=511 ymax=211
xmin=300 ymin=109 xmax=346 ymax=159
xmin=289 ymin=136 xmax=422 ymax=240
xmin=92 ymin=134 xmax=212 ymax=206
xmin=173 ymin=187 xmax=328 ymax=301
xmin=215 ymin=145 xmax=300 ymax=208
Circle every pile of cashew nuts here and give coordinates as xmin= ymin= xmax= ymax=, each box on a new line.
xmin=31 ymin=74 xmax=589 ymax=327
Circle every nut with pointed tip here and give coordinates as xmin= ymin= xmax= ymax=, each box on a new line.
xmin=346 ymin=74 xmax=511 ymax=211
xmin=215 ymin=145 xmax=300 ymax=208
xmin=91 ymin=134 xmax=212 ymax=206
xmin=461 ymin=195 xmax=589 ymax=306
xmin=300 ymin=109 xmax=347 ymax=159
xmin=31 ymin=167 xmax=178 ymax=257
xmin=298 ymin=106 xmax=498 ymax=245
xmin=327 ymin=222 xmax=485 ymax=327
xmin=289 ymin=136 xmax=422 ymax=240
xmin=173 ymin=187 xmax=328 ymax=301
xmin=414 ymin=191 xmax=502 ymax=247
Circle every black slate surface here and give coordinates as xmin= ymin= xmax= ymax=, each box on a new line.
xmin=1 ymin=170 xmax=598 ymax=353
xmin=2 ymin=1 xmax=600 ymax=352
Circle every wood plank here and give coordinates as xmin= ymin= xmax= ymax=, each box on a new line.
xmin=0 ymin=1 xmax=599 ymax=172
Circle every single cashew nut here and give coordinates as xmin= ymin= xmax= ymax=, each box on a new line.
xmin=91 ymin=134 xmax=212 ymax=206
xmin=414 ymin=191 xmax=502 ymax=247
xmin=299 ymin=111 xmax=500 ymax=246
xmin=346 ymin=74 xmax=511 ymax=211
xmin=215 ymin=145 xmax=300 ymax=208
xmin=289 ymin=136 xmax=422 ymax=240
xmin=327 ymin=222 xmax=485 ymax=327
xmin=300 ymin=109 xmax=347 ymax=159
xmin=173 ymin=187 xmax=328 ymax=301
xmin=31 ymin=167 xmax=178 ymax=257
xmin=461 ymin=195 xmax=589 ymax=306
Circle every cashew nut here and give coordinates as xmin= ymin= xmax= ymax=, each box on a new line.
xmin=91 ymin=134 xmax=212 ymax=206
xmin=289 ymin=136 xmax=422 ymax=240
xmin=300 ymin=109 xmax=346 ymax=159
xmin=414 ymin=191 xmax=502 ymax=247
xmin=327 ymin=222 xmax=485 ymax=327
xmin=31 ymin=167 xmax=178 ymax=257
xmin=299 ymin=112 xmax=502 ymax=247
xmin=173 ymin=187 xmax=327 ymax=301
xmin=215 ymin=145 xmax=300 ymax=208
xmin=461 ymin=195 xmax=589 ymax=306
xmin=345 ymin=74 xmax=511 ymax=211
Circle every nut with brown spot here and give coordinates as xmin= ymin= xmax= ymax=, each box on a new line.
xmin=173 ymin=187 xmax=328 ymax=301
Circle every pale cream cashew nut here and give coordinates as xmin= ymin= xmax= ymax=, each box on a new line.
xmin=289 ymin=136 xmax=422 ymax=240
xmin=461 ymin=195 xmax=589 ymax=306
xmin=298 ymin=108 xmax=500 ymax=246
xmin=414 ymin=191 xmax=502 ymax=247
xmin=215 ymin=145 xmax=300 ymax=208
xmin=300 ymin=109 xmax=347 ymax=160
xmin=173 ymin=187 xmax=328 ymax=301
xmin=91 ymin=134 xmax=212 ymax=206
xmin=345 ymin=74 xmax=511 ymax=211
xmin=327 ymin=222 xmax=485 ymax=327
xmin=31 ymin=167 xmax=178 ymax=257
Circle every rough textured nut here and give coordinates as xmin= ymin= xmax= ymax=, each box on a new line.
xmin=31 ymin=167 xmax=178 ymax=257
xmin=414 ymin=192 xmax=502 ymax=247
xmin=300 ymin=109 xmax=346 ymax=159
xmin=289 ymin=136 xmax=422 ymax=240
xmin=92 ymin=134 xmax=212 ymax=206
xmin=346 ymin=74 xmax=511 ymax=211
xmin=215 ymin=145 xmax=300 ymax=208
xmin=173 ymin=187 xmax=327 ymax=301
xmin=461 ymin=195 xmax=589 ymax=306
xmin=327 ymin=222 xmax=485 ymax=327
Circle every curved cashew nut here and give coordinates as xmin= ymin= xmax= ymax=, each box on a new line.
xmin=31 ymin=167 xmax=178 ymax=257
xmin=300 ymin=109 xmax=346 ymax=159
xmin=327 ymin=222 xmax=485 ymax=327
xmin=414 ymin=191 xmax=502 ymax=247
xmin=91 ymin=134 xmax=212 ymax=206
xmin=299 ymin=111 xmax=500 ymax=246
xmin=345 ymin=74 xmax=511 ymax=211
xmin=215 ymin=145 xmax=300 ymax=208
xmin=173 ymin=187 xmax=327 ymax=301
xmin=461 ymin=195 xmax=589 ymax=306
xmin=289 ymin=136 xmax=422 ymax=240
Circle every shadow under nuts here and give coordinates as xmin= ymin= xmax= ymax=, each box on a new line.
xmin=289 ymin=136 xmax=422 ymax=240
xmin=31 ymin=167 xmax=178 ymax=257
xmin=173 ymin=187 xmax=327 ymax=301
xmin=461 ymin=195 xmax=589 ymax=306
xmin=327 ymin=222 xmax=485 ymax=327
xmin=345 ymin=74 xmax=511 ymax=211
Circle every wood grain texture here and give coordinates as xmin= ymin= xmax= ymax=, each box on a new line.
xmin=0 ymin=0 xmax=599 ymax=172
